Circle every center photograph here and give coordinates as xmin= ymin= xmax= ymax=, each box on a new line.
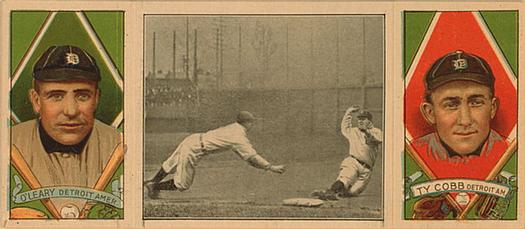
xmin=142 ymin=14 xmax=385 ymax=220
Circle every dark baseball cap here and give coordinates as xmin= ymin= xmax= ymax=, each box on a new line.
xmin=357 ymin=110 xmax=372 ymax=121
xmin=236 ymin=111 xmax=260 ymax=123
xmin=424 ymin=50 xmax=494 ymax=91
xmin=33 ymin=45 xmax=101 ymax=82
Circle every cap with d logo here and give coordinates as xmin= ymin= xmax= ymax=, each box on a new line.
xmin=424 ymin=50 xmax=494 ymax=91
xmin=33 ymin=45 xmax=101 ymax=82
xmin=357 ymin=110 xmax=373 ymax=121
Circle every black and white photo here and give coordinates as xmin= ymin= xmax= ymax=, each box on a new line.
xmin=143 ymin=15 xmax=384 ymax=219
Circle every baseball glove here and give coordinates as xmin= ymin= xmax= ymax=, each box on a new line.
xmin=413 ymin=195 xmax=454 ymax=219
xmin=475 ymin=173 xmax=515 ymax=219
xmin=476 ymin=194 xmax=512 ymax=219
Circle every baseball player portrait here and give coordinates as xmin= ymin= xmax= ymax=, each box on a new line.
xmin=145 ymin=111 xmax=286 ymax=199
xmin=413 ymin=50 xmax=508 ymax=163
xmin=10 ymin=45 xmax=123 ymax=218
xmin=311 ymin=105 xmax=383 ymax=200
xmin=403 ymin=11 xmax=518 ymax=220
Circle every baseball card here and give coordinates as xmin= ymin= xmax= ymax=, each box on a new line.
xmin=7 ymin=10 xmax=124 ymax=220
xmin=1 ymin=1 xmax=525 ymax=229
xmin=403 ymin=11 xmax=518 ymax=220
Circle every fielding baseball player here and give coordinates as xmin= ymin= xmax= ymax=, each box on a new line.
xmin=312 ymin=105 xmax=382 ymax=200
xmin=145 ymin=111 xmax=286 ymax=199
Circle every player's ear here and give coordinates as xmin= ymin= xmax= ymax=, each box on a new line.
xmin=420 ymin=102 xmax=436 ymax=125
xmin=490 ymin=97 xmax=498 ymax=119
xmin=29 ymin=89 xmax=41 ymax=114
xmin=94 ymin=88 xmax=101 ymax=106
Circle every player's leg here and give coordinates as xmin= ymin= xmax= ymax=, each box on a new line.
xmin=154 ymin=156 xmax=197 ymax=191
xmin=170 ymin=148 xmax=199 ymax=191
xmin=336 ymin=157 xmax=360 ymax=189
xmin=346 ymin=167 xmax=372 ymax=196
xmin=312 ymin=157 xmax=359 ymax=200
xmin=145 ymin=136 xmax=195 ymax=198
xmin=145 ymin=167 xmax=170 ymax=199
xmin=145 ymin=150 xmax=182 ymax=199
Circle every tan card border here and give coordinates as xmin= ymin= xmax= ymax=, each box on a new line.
xmin=0 ymin=1 xmax=523 ymax=229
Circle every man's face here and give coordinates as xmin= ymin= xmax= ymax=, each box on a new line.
xmin=421 ymin=80 xmax=497 ymax=156
xmin=243 ymin=121 xmax=255 ymax=132
xmin=357 ymin=117 xmax=372 ymax=130
xmin=30 ymin=80 xmax=99 ymax=145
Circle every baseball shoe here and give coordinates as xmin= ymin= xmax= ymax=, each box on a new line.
xmin=145 ymin=181 xmax=160 ymax=199
xmin=311 ymin=189 xmax=339 ymax=201
xmin=337 ymin=191 xmax=353 ymax=199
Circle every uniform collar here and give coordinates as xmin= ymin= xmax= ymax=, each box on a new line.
xmin=235 ymin=122 xmax=248 ymax=132
xmin=441 ymin=134 xmax=487 ymax=158
xmin=38 ymin=120 xmax=91 ymax=154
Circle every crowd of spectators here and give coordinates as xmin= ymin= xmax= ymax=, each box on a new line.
xmin=145 ymin=85 xmax=198 ymax=107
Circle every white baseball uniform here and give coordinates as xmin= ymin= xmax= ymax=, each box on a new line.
xmin=338 ymin=111 xmax=383 ymax=195
xmin=161 ymin=122 xmax=268 ymax=190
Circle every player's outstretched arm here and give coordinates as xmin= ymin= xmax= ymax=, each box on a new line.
xmin=268 ymin=164 xmax=286 ymax=174
xmin=247 ymin=155 xmax=286 ymax=174
xmin=232 ymin=127 xmax=286 ymax=174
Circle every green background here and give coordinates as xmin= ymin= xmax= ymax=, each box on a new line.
xmin=403 ymin=11 xmax=518 ymax=220
xmin=9 ymin=11 xmax=124 ymax=219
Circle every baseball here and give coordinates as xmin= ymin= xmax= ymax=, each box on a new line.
xmin=455 ymin=192 xmax=470 ymax=205
xmin=60 ymin=204 xmax=80 ymax=218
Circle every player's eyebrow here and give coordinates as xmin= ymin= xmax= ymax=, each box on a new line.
xmin=43 ymin=89 xmax=66 ymax=96
xmin=43 ymin=88 xmax=95 ymax=96
xmin=73 ymin=89 xmax=95 ymax=94
xmin=439 ymin=96 xmax=461 ymax=103
xmin=467 ymin=94 xmax=487 ymax=100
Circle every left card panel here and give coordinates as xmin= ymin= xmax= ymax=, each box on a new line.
xmin=9 ymin=11 xmax=124 ymax=219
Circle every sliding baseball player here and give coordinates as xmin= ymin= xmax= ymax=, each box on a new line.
xmin=312 ymin=105 xmax=383 ymax=200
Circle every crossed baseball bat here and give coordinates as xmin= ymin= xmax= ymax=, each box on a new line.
xmin=10 ymin=143 xmax=124 ymax=219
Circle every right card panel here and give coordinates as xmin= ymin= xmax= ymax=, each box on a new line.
xmin=403 ymin=11 xmax=518 ymax=220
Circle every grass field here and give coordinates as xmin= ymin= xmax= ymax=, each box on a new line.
xmin=144 ymin=132 xmax=383 ymax=219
